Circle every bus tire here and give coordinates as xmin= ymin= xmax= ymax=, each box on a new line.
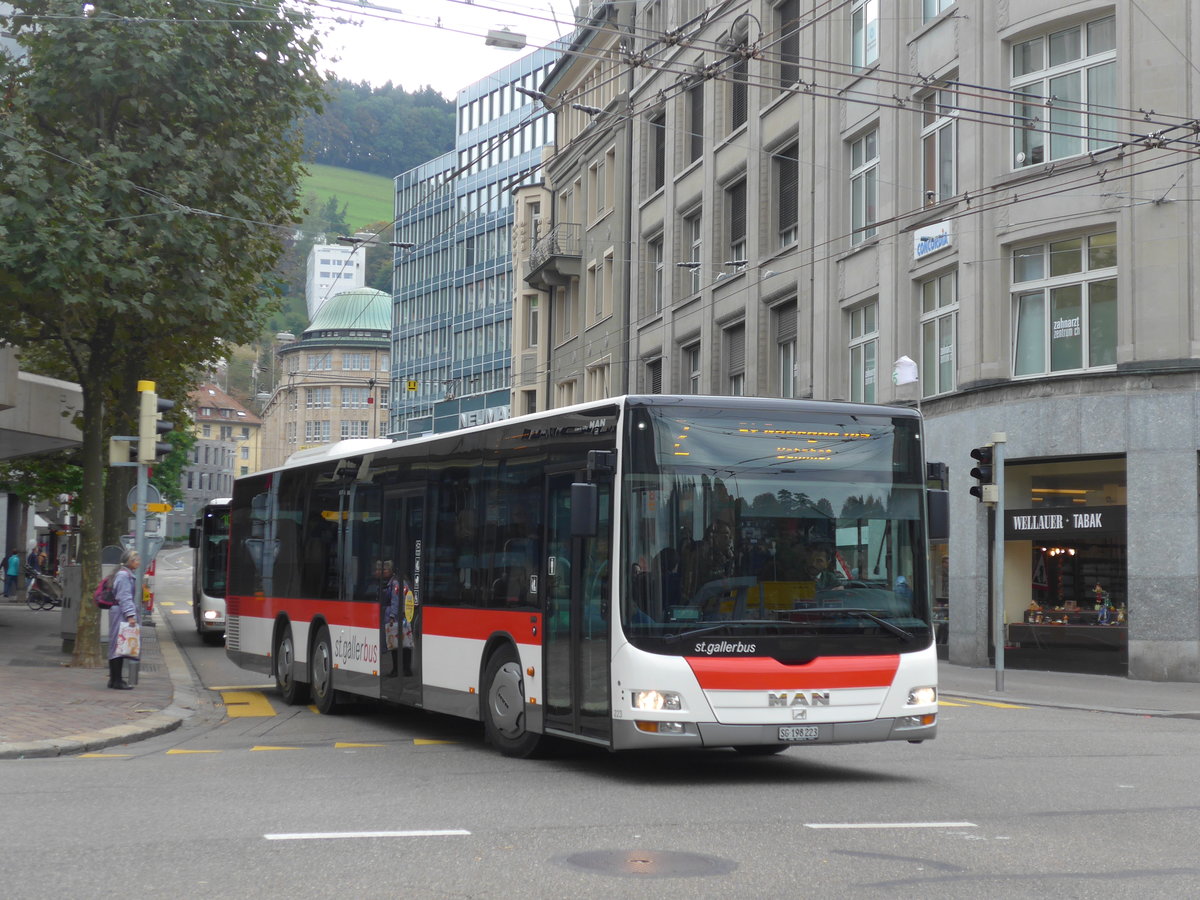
xmin=310 ymin=624 xmax=339 ymax=715
xmin=275 ymin=624 xmax=309 ymax=705
xmin=482 ymin=645 xmax=541 ymax=758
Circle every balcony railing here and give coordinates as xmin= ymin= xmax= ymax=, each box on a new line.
xmin=529 ymin=222 xmax=582 ymax=271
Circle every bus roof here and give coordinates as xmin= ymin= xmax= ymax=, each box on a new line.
xmin=246 ymin=396 xmax=920 ymax=479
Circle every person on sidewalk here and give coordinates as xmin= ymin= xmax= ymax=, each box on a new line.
xmin=107 ymin=549 xmax=141 ymax=690
xmin=4 ymin=549 xmax=19 ymax=597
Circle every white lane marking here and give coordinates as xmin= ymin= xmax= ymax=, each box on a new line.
xmin=804 ymin=822 xmax=976 ymax=830
xmin=264 ymin=829 xmax=471 ymax=841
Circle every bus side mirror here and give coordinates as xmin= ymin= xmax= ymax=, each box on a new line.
xmin=927 ymin=489 xmax=949 ymax=543
xmin=570 ymin=482 xmax=598 ymax=537
xmin=188 ymin=526 xmax=201 ymax=550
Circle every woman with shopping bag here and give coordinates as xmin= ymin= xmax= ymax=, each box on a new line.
xmin=107 ymin=549 xmax=141 ymax=690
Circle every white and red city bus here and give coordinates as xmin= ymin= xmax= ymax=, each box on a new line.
xmin=225 ymin=396 xmax=938 ymax=756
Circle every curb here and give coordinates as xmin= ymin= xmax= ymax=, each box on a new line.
xmin=943 ymin=690 xmax=1200 ymax=720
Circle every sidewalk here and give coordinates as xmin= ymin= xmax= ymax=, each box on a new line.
xmin=939 ymin=660 xmax=1200 ymax=719
xmin=0 ymin=597 xmax=199 ymax=759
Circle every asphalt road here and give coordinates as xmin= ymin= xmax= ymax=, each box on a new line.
xmin=3 ymin=549 xmax=1198 ymax=898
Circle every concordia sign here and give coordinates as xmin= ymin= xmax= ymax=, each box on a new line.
xmin=1004 ymin=505 xmax=1125 ymax=539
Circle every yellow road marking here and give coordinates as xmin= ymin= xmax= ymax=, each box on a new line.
xmin=251 ymin=745 xmax=302 ymax=751
xmin=308 ymin=705 xmax=321 ymax=714
xmin=208 ymin=684 xmax=276 ymax=692
xmin=159 ymin=602 xmax=175 ymax=607
xmin=170 ymin=610 xmax=189 ymax=615
xmin=166 ymin=749 xmax=222 ymax=755
xmin=942 ymin=696 xmax=1029 ymax=709
xmin=414 ymin=739 xmax=459 ymax=745
xmin=939 ymin=700 xmax=970 ymax=707
xmin=220 ymin=690 xmax=277 ymax=718
xmin=335 ymin=742 xmax=384 ymax=749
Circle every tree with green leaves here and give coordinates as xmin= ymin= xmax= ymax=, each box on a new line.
xmin=0 ymin=1 xmax=326 ymax=666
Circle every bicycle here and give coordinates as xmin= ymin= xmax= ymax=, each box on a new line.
xmin=25 ymin=568 xmax=63 ymax=611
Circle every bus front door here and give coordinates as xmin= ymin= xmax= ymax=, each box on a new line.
xmin=543 ymin=472 xmax=612 ymax=745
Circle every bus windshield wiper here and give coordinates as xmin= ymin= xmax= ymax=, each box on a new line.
xmin=794 ymin=608 xmax=914 ymax=642
xmin=664 ymin=620 xmax=782 ymax=644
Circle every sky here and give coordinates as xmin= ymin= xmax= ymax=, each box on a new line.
xmin=311 ymin=0 xmax=578 ymax=98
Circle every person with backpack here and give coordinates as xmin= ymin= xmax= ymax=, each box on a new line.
xmin=107 ymin=549 xmax=141 ymax=690
xmin=4 ymin=549 xmax=19 ymax=598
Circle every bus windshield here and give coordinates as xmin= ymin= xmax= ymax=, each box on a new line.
xmin=620 ymin=404 xmax=931 ymax=657
xmin=200 ymin=505 xmax=230 ymax=600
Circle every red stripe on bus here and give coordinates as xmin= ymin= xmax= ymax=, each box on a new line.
xmin=423 ymin=606 xmax=543 ymax=645
xmin=685 ymin=655 xmax=901 ymax=690
xmin=227 ymin=595 xmax=381 ymax=629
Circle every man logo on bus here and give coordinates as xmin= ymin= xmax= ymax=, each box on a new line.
xmin=768 ymin=691 xmax=831 ymax=707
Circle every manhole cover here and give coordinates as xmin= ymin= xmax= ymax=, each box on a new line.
xmin=559 ymin=849 xmax=736 ymax=879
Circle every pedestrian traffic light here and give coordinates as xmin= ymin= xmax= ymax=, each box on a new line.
xmin=969 ymin=445 xmax=995 ymax=503
xmin=137 ymin=380 xmax=175 ymax=463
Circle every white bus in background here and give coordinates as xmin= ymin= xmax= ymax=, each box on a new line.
xmin=189 ymin=498 xmax=231 ymax=645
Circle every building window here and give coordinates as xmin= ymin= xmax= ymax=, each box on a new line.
xmin=307 ymin=353 xmax=331 ymax=371
xmin=686 ymin=82 xmax=704 ymax=163
xmin=684 ymin=343 xmax=702 ymax=394
xmin=1012 ymin=232 xmax=1117 ymax=376
xmin=777 ymin=0 xmax=800 ymax=89
xmin=1012 ymin=15 xmax=1116 ymax=169
xmin=305 ymin=387 xmax=332 ymax=409
xmin=774 ymin=142 xmax=799 ymax=247
xmin=525 ymin=296 xmax=539 ymax=348
xmin=240 ymin=446 xmax=249 ymax=460
xmin=725 ymin=324 xmax=746 ymax=396
xmin=773 ymin=301 xmax=798 ymax=398
xmin=727 ymin=19 xmax=750 ymax=132
xmin=556 ymin=379 xmax=576 ymax=407
xmin=305 ymin=420 xmax=331 ymax=443
xmin=923 ymin=0 xmax=953 ymax=23
xmin=920 ymin=81 xmax=956 ymax=204
xmin=851 ymin=0 xmax=879 ymax=69
xmin=684 ymin=210 xmax=702 ymax=294
xmin=342 ymin=387 xmax=369 ymax=409
xmin=920 ymin=271 xmax=957 ymax=397
xmin=341 ymin=420 xmax=370 ymax=438
xmin=555 ymin=284 xmax=576 ymax=342
xmin=585 ymin=360 xmax=610 ymax=401
xmin=850 ymin=129 xmax=878 ymax=245
xmin=645 ymin=358 xmax=663 ymax=394
xmin=849 ymin=301 xmax=878 ymax=402
xmin=649 ymin=112 xmax=666 ymax=192
xmin=725 ymin=179 xmax=747 ymax=265
xmin=648 ymin=236 xmax=664 ymax=314
xmin=523 ymin=390 xmax=537 ymax=415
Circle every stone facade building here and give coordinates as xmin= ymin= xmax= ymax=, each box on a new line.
xmin=514 ymin=0 xmax=1200 ymax=681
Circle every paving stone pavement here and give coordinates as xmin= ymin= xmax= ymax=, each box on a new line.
xmin=0 ymin=597 xmax=195 ymax=759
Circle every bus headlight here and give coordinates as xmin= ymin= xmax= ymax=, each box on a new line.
xmin=906 ymin=686 xmax=937 ymax=706
xmin=632 ymin=690 xmax=681 ymax=711
xmin=203 ymin=610 xmax=223 ymax=622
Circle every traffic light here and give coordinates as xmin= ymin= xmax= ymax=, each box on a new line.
xmin=969 ymin=445 xmax=995 ymax=503
xmin=137 ymin=380 xmax=175 ymax=463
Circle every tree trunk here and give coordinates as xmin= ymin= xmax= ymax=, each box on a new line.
xmin=70 ymin=392 xmax=106 ymax=669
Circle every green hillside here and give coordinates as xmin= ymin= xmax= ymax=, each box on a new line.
xmin=301 ymin=163 xmax=394 ymax=231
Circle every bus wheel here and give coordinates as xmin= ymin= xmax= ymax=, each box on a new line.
xmin=310 ymin=624 xmax=339 ymax=715
xmin=275 ymin=625 xmax=309 ymax=705
xmin=482 ymin=645 xmax=541 ymax=758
